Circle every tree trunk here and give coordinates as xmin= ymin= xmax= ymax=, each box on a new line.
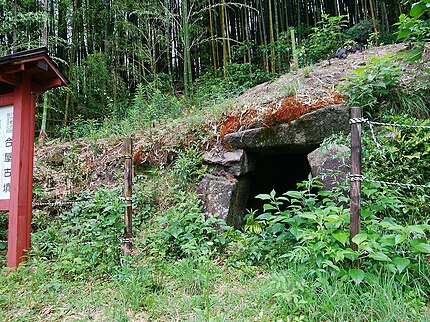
xmin=208 ymin=0 xmax=217 ymax=73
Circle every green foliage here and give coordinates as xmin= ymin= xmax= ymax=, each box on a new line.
xmin=148 ymin=192 xmax=230 ymax=260
xmin=362 ymin=114 xmax=430 ymax=218
xmin=195 ymin=64 xmax=275 ymax=104
xmin=344 ymin=19 xmax=374 ymax=44
xmin=173 ymin=146 xmax=206 ymax=188
xmin=396 ymin=0 xmax=430 ymax=61
xmin=31 ymin=188 xmax=127 ymax=280
xmin=299 ymin=14 xmax=348 ymax=65
xmin=130 ymin=82 xmax=183 ymax=125
xmin=241 ymin=176 xmax=430 ymax=290
xmin=338 ymin=54 xmax=430 ymax=118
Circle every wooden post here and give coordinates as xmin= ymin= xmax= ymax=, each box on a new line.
xmin=0 ymin=48 xmax=68 ymax=267
xmin=8 ymin=75 xmax=36 ymax=267
xmin=123 ymin=137 xmax=133 ymax=255
xmin=350 ymin=107 xmax=362 ymax=252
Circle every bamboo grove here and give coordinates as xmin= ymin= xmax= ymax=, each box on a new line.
xmin=0 ymin=0 xmax=406 ymax=128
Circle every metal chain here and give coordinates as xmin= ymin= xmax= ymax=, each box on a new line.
xmin=1 ymin=238 xmax=130 ymax=246
xmin=33 ymin=241 xmax=99 ymax=246
xmin=32 ymin=200 xmax=94 ymax=207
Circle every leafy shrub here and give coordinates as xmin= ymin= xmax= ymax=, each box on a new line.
xmin=396 ymin=0 xmax=430 ymax=60
xmin=344 ymin=19 xmax=374 ymax=45
xmin=299 ymin=14 xmax=348 ymax=65
xmin=338 ymin=54 xmax=430 ymax=118
xmin=130 ymin=82 xmax=183 ymax=124
xmin=242 ymin=176 xmax=430 ymax=287
xmin=31 ymin=188 xmax=127 ymax=280
xmin=194 ymin=64 xmax=275 ymax=104
xmin=173 ymin=146 xmax=206 ymax=188
xmin=362 ymin=114 xmax=430 ymax=218
xmin=148 ymin=192 xmax=230 ymax=260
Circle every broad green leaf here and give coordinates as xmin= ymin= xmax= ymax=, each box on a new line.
xmin=406 ymin=225 xmax=426 ymax=235
xmin=170 ymin=227 xmax=183 ymax=239
xmin=298 ymin=213 xmax=317 ymax=221
xmin=395 ymin=234 xmax=407 ymax=245
xmin=256 ymin=212 xmax=275 ymax=220
xmin=410 ymin=239 xmax=430 ymax=253
xmin=349 ymin=269 xmax=365 ymax=284
xmin=255 ymin=194 xmax=272 ymax=200
xmin=332 ymin=232 xmax=349 ymax=245
xmin=369 ymin=252 xmax=392 ymax=262
xmin=318 ymin=190 xmax=331 ymax=196
xmin=289 ymin=226 xmax=302 ymax=239
xmin=393 ymin=257 xmax=410 ymax=274
xmin=381 ymin=235 xmax=396 ymax=247
xmin=263 ymin=203 xmax=277 ymax=211
xmin=271 ymin=223 xmax=285 ymax=234
xmin=410 ymin=2 xmax=427 ymax=18
xmin=284 ymin=191 xmax=302 ymax=199
xmin=405 ymin=48 xmax=423 ymax=62
xmin=352 ymin=233 xmax=368 ymax=246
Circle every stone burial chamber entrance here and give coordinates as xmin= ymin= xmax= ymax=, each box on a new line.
xmin=197 ymin=105 xmax=351 ymax=228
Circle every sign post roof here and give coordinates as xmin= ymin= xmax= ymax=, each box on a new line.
xmin=0 ymin=47 xmax=68 ymax=95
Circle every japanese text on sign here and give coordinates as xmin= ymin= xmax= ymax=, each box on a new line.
xmin=0 ymin=105 xmax=13 ymax=200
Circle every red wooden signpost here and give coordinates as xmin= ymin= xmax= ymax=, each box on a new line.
xmin=0 ymin=48 xmax=68 ymax=267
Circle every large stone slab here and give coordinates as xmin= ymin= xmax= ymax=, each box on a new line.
xmin=224 ymin=105 xmax=349 ymax=151
xmin=203 ymin=147 xmax=255 ymax=176
xmin=307 ymin=144 xmax=350 ymax=190
xmin=197 ymin=173 xmax=249 ymax=228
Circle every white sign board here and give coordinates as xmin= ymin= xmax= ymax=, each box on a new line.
xmin=0 ymin=105 xmax=13 ymax=200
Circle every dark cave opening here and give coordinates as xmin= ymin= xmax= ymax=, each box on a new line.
xmin=246 ymin=151 xmax=314 ymax=213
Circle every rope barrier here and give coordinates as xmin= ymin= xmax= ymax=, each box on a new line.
xmin=32 ymin=196 xmax=133 ymax=207
xmin=348 ymin=117 xmax=430 ymax=189
xmin=348 ymin=174 xmax=430 ymax=189
xmin=369 ymin=120 xmax=430 ymax=130
xmin=364 ymin=177 xmax=430 ymax=189
xmin=349 ymin=117 xmax=368 ymax=125
xmin=1 ymin=237 xmax=131 ymax=246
